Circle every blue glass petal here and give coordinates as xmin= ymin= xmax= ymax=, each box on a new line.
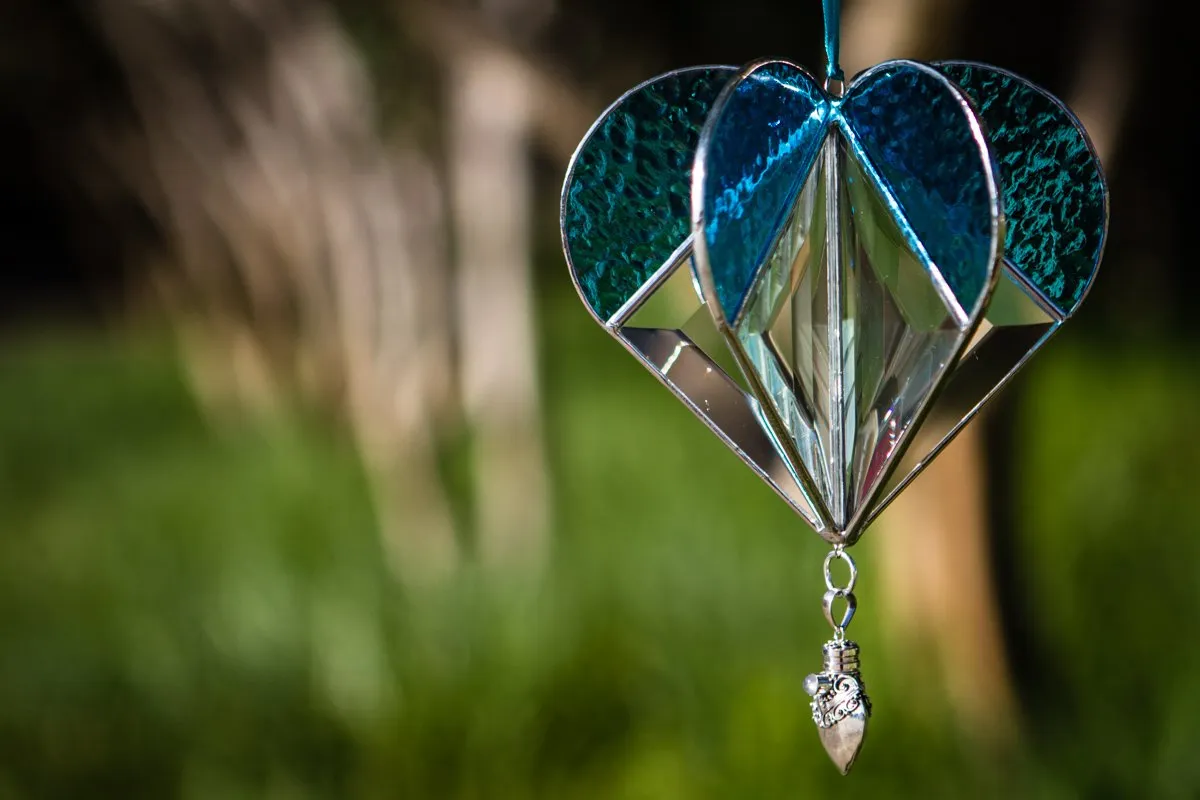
xmin=838 ymin=61 xmax=999 ymax=316
xmin=562 ymin=66 xmax=736 ymax=321
xmin=935 ymin=62 xmax=1107 ymax=316
xmin=695 ymin=61 xmax=830 ymax=323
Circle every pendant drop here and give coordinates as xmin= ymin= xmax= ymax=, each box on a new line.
xmin=803 ymin=546 xmax=870 ymax=773
xmin=805 ymin=639 xmax=871 ymax=774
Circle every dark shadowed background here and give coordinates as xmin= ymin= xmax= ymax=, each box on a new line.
xmin=0 ymin=0 xmax=1193 ymax=797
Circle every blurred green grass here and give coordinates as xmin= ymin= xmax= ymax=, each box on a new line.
xmin=0 ymin=302 xmax=1196 ymax=798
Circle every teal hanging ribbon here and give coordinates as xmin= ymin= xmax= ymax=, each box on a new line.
xmin=823 ymin=0 xmax=843 ymax=81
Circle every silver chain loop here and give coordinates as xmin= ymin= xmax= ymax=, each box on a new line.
xmin=823 ymin=546 xmax=857 ymax=594
xmin=821 ymin=547 xmax=858 ymax=637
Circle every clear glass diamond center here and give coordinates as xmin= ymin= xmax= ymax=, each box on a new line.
xmin=731 ymin=132 xmax=972 ymax=533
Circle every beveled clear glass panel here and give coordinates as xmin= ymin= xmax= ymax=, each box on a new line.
xmin=862 ymin=265 xmax=1059 ymax=526
xmin=618 ymin=242 xmax=823 ymax=528
xmin=619 ymin=325 xmax=821 ymax=528
xmin=840 ymin=135 xmax=964 ymax=524
xmin=627 ymin=252 xmax=747 ymax=391
xmin=731 ymin=143 xmax=833 ymax=510
xmin=725 ymin=132 xmax=982 ymax=533
xmin=973 ymin=263 xmax=1056 ymax=331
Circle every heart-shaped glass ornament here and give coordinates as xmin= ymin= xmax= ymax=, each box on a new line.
xmin=559 ymin=2 xmax=1107 ymax=774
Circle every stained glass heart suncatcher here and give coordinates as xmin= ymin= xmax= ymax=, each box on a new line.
xmin=559 ymin=0 xmax=1108 ymax=774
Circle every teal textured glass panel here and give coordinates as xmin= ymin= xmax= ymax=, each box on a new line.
xmin=935 ymin=61 xmax=1107 ymax=316
xmin=562 ymin=66 xmax=736 ymax=321
xmin=838 ymin=61 xmax=998 ymax=317
xmin=697 ymin=61 xmax=830 ymax=322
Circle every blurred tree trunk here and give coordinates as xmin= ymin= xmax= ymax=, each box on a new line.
xmin=84 ymin=0 xmax=461 ymax=583
xmin=878 ymin=425 xmax=1018 ymax=740
xmin=448 ymin=47 xmax=550 ymax=570
xmin=70 ymin=0 xmax=588 ymax=580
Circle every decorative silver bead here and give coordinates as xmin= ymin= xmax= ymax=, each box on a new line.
xmin=807 ymin=639 xmax=871 ymax=774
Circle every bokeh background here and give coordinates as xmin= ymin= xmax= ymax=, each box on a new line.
xmin=0 ymin=0 xmax=1192 ymax=797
